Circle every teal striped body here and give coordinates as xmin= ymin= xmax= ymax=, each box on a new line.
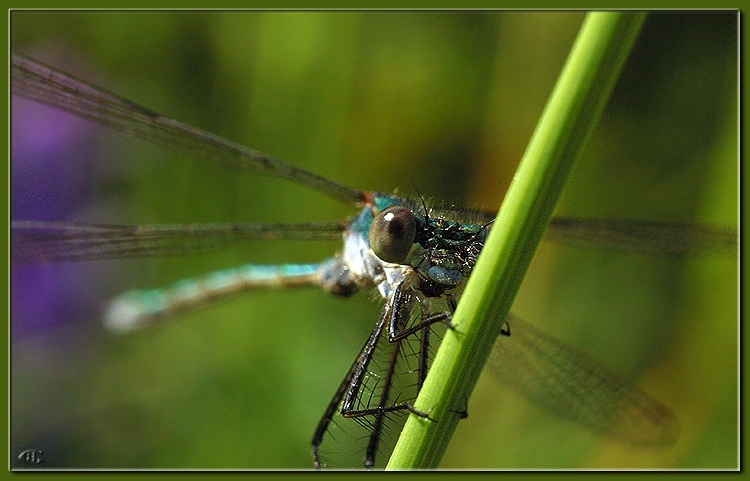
xmin=105 ymin=263 xmax=320 ymax=332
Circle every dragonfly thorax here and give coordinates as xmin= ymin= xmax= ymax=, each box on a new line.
xmin=409 ymin=212 xmax=487 ymax=290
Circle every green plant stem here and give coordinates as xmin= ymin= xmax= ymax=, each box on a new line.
xmin=386 ymin=11 xmax=647 ymax=470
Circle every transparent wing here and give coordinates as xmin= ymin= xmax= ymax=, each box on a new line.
xmin=462 ymin=208 xmax=735 ymax=257
xmin=546 ymin=217 xmax=737 ymax=257
xmin=314 ymin=328 xmax=422 ymax=469
xmin=11 ymin=220 xmax=345 ymax=264
xmin=313 ymin=285 xmax=445 ymax=469
xmin=11 ymin=53 xmax=366 ymax=206
xmin=490 ymin=315 xmax=679 ymax=446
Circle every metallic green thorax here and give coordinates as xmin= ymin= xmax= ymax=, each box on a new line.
xmin=410 ymin=208 xmax=488 ymax=294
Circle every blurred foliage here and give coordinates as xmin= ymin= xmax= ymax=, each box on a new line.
xmin=11 ymin=11 xmax=737 ymax=469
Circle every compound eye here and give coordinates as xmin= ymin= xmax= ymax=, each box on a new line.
xmin=369 ymin=206 xmax=417 ymax=264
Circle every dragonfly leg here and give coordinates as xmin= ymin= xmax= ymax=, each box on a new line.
xmin=311 ymin=291 xmax=392 ymax=469
xmin=450 ymin=395 xmax=469 ymax=419
xmin=311 ymin=365 xmax=356 ymax=469
xmin=500 ymin=320 xmax=511 ymax=337
xmin=346 ymin=297 xmax=437 ymax=466
xmin=387 ymin=281 xmax=453 ymax=343
xmin=312 ymin=294 xmax=433 ymax=469
xmin=441 ymin=295 xmax=461 ymax=331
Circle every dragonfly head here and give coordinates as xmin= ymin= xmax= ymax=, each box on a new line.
xmin=368 ymin=203 xmax=487 ymax=295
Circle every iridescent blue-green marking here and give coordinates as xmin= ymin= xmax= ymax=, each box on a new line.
xmin=105 ymin=263 xmax=320 ymax=332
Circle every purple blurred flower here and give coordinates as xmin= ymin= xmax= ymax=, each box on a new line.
xmin=11 ymin=56 xmax=104 ymax=337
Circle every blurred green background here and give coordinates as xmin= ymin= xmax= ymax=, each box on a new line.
xmin=11 ymin=11 xmax=737 ymax=469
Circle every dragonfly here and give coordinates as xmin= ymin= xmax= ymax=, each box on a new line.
xmin=10 ymin=53 xmax=737 ymax=469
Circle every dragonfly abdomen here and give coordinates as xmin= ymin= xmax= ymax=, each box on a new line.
xmin=104 ymin=263 xmax=321 ymax=332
